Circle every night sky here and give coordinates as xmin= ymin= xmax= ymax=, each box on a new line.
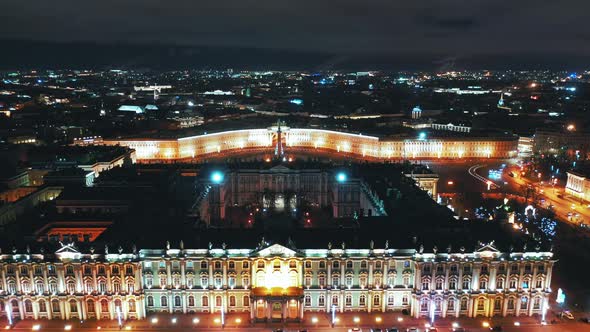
xmin=1 ymin=0 xmax=590 ymax=68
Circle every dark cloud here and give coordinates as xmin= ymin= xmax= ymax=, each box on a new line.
xmin=0 ymin=0 xmax=589 ymax=56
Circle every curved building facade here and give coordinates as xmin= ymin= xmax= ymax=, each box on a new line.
xmin=98 ymin=127 xmax=518 ymax=161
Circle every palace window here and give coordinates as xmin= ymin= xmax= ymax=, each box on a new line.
xmin=435 ymin=279 xmax=443 ymax=290
xmin=494 ymin=298 xmax=502 ymax=310
xmin=147 ymin=296 xmax=154 ymax=307
xmin=214 ymin=261 xmax=222 ymax=270
xmin=375 ymin=261 xmax=382 ymax=270
xmin=201 ymin=277 xmax=208 ymax=288
xmin=319 ymin=261 xmax=326 ymax=269
xmin=420 ymin=298 xmax=429 ymax=311
xmin=496 ymin=278 xmax=504 ymax=289
xmin=201 ymin=261 xmax=208 ymax=269
xmin=449 ymin=279 xmax=457 ymax=290
xmin=346 ymin=261 xmax=353 ymax=269
xmin=304 ymin=295 xmax=311 ymax=307
xmin=360 ymin=294 xmax=367 ymax=306
xmin=188 ymin=296 xmax=195 ymax=307
xmin=257 ymin=261 xmax=265 ymax=269
xmin=332 ymin=276 xmax=340 ymax=287
xmin=462 ymin=278 xmax=470 ymax=290
xmin=345 ymin=294 xmax=352 ymax=306
xmin=479 ymin=279 xmax=488 ymax=290
xmin=520 ymin=297 xmax=528 ymax=310
xmin=242 ymin=261 xmax=249 ymax=269
xmin=533 ymin=297 xmax=541 ymax=310
xmin=388 ymin=294 xmax=395 ymax=306
xmin=333 ymin=261 xmax=340 ymax=269
xmin=305 ymin=275 xmax=312 ymax=287
xmin=243 ymin=295 xmax=250 ymax=307
xmin=509 ymin=278 xmax=517 ymax=289
xmin=477 ymin=298 xmax=485 ymax=311
xmin=535 ymin=278 xmax=543 ymax=289
xmin=460 ymin=298 xmax=468 ymax=311
xmin=52 ymin=300 xmax=61 ymax=313
xmin=508 ymin=298 xmax=515 ymax=310
xmin=39 ymin=300 xmax=47 ymax=313
xmin=319 ymin=295 xmax=325 ymax=307
xmin=98 ymin=280 xmax=106 ymax=293
xmin=161 ymin=296 xmax=168 ymax=307
xmin=305 ymin=261 xmax=312 ymax=269
xmin=202 ymin=296 xmax=209 ymax=307
xmin=289 ymin=261 xmax=296 ymax=269
xmin=229 ymin=296 xmax=236 ymax=307
xmin=332 ymin=295 xmax=339 ymax=306
xmin=228 ymin=261 xmax=235 ymax=269
xmin=67 ymin=281 xmax=76 ymax=294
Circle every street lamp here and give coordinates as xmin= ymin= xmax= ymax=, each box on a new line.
xmin=116 ymin=306 xmax=122 ymax=328
xmin=331 ymin=304 xmax=337 ymax=327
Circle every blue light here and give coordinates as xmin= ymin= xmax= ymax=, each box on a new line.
xmin=210 ymin=171 xmax=224 ymax=184
xmin=289 ymin=98 xmax=303 ymax=105
xmin=336 ymin=172 xmax=347 ymax=183
xmin=418 ymin=132 xmax=427 ymax=140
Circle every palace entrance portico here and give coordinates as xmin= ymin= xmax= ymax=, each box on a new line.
xmin=250 ymin=287 xmax=304 ymax=322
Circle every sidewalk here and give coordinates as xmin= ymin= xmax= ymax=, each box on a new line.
xmin=0 ymin=311 xmax=564 ymax=331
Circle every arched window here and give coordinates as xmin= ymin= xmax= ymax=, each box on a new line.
xmin=38 ymin=300 xmax=47 ymax=313
xmin=359 ymin=294 xmax=366 ymax=306
xmin=402 ymin=295 xmax=409 ymax=306
xmin=100 ymin=300 xmax=109 ymax=312
xmin=215 ymin=296 xmax=222 ymax=307
xmin=420 ymin=298 xmax=429 ymax=311
xmin=477 ymin=298 xmax=485 ymax=311
xmin=229 ymin=296 xmax=236 ymax=307
xmin=52 ymin=300 xmax=61 ymax=313
xmin=304 ymin=295 xmax=311 ymax=307
xmin=243 ymin=295 xmax=250 ymax=307
xmin=318 ymin=294 xmax=325 ymax=307
xmin=494 ymin=297 xmax=502 ymax=310
xmin=520 ymin=297 xmax=528 ymax=310
xmin=460 ymin=298 xmax=468 ymax=311
xmin=174 ymin=296 xmax=181 ymax=307
xmin=128 ymin=300 xmax=136 ymax=312
xmin=147 ymin=296 xmax=154 ymax=307
xmin=202 ymin=295 xmax=209 ymax=307
xmin=188 ymin=296 xmax=195 ymax=307
xmin=161 ymin=296 xmax=168 ymax=307
xmin=345 ymin=294 xmax=352 ymax=306
xmin=87 ymin=300 xmax=95 ymax=313
xmin=388 ymin=294 xmax=395 ymax=306
xmin=24 ymin=300 xmax=33 ymax=313
xmin=69 ymin=300 xmax=78 ymax=313
xmin=447 ymin=298 xmax=455 ymax=311
xmin=373 ymin=294 xmax=380 ymax=306
xmin=508 ymin=298 xmax=515 ymax=310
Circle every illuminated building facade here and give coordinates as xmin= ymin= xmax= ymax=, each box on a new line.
xmin=99 ymin=127 xmax=518 ymax=161
xmin=0 ymin=242 xmax=554 ymax=322
xmin=565 ymin=171 xmax=590 ymax=203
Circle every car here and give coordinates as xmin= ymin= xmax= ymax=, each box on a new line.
xmin=371 ymin=329 xmax=382 ymax=332
xmin=562 ymin=310 xmax=574 ymax=320
xmin=490 ymin=326 xmax=503 ymax=331
xmin=387 ymin=328 xmax=399 ymax=332
xmin=427 ymin=328 xmax=438 ymax=332
xmin=452 ymin=328 xmax=466 ymax=332
xmin=349 ymin=328 xmax=362 ymax=332
xmin=407 ymin=328 xmax=418 ymax=332
xmin=579 ymin=317 xmax=590 ymax=323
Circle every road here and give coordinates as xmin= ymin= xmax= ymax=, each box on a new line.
xmin=501 ymin=165 xmax=590 ymax=225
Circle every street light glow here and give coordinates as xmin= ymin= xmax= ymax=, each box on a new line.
xmin=336 ymin=172 xmax=347 ymax=183
xmin=211 ymin=171 xmax=224 ymax=184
